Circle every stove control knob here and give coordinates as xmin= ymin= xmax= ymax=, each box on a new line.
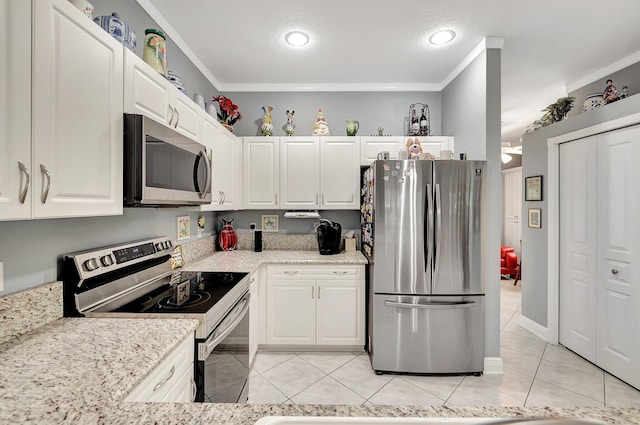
xmin=83 ymin=258 xmax=99 ymax=272
xmin=155 ymin=242 xmax=164 ymax=251
xmin=100 ymin=255 xmax=114 ymax=267
xmin=164 ymin=240 xmax=172 ymax=249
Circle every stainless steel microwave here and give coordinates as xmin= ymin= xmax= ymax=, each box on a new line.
xmin=123 ymin=114 xmax=212 ymax=207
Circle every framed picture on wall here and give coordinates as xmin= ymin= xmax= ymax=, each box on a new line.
xmin=261 ymin=214 xmax=279 ymax=232
xmin=528 ymin=208 xmax=541 ymax=228
xmin=525 ymin=175 xmax=543 ymax=201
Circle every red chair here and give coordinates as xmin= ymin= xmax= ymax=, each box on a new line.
xmin=501 ymin=246 xmax=521 ymax=285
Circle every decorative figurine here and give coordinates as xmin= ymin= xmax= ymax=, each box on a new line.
xmin=345 ymin=119 xmax=359 ymax=136
xmin=603 ymin=79 xmax=620 ymax=104
xmin=261 ymin=106 xmax=274 ymax=136
xmin=312 ymin=109 xmax=331 ymax=136
xmin=285 ymin=110 xmax=295 ymax=136
xmin=621 ymin=86 xmax=629 ymax=99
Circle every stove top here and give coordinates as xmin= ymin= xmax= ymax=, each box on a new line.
xmin=114 ymin=271 xmax=248 ymax=315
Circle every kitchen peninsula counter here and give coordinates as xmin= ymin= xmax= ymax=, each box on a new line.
xmin=0 ymin=314 xmax=638 ymax=424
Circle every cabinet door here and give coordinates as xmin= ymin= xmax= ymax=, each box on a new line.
xmin=360 ymin=137 xmax=402 ymax=165
xmin=266 ymin=279 xmax=315 ymax=345
xmin=0 ymin=0 xmax=31 ymax=220
xmin=172 ymin=90 xmax=201 ymax=141
xmin=124 ymin=49 xmax=173 ymax=126
xmin=217 ymin=129 xmax=242 ymax=209
xmin=280 ymin=137 xmax=319 ymax=208
xmin=32 ymin=0 xmax=123 ymax=218
xmin=320 ymin=137 xmax=360 ymax=209
xmin=595 ymin=126 xmax=640 ymax=388
xmin=316 ymin=279 xmax=365 ymax=346
xmin=243 ymin=137 xmax=279 ymax=209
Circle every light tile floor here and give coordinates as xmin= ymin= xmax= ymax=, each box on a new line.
xmin=248 ymin=280 xmax=640 ymax=406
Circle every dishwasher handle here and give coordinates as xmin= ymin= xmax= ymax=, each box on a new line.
xmin=384 ymin=300 xmax=476 ymax=310
xmin=198 ymin=292 xmax=250 ymax=361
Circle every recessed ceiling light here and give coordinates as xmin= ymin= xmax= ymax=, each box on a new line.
xmin=285 ymin=31 xmax=309 ymax=47
xmin=429 ymin=30 xmax=456 ymax=46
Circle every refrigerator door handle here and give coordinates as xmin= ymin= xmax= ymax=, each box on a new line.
xmin=425 ymin=183 xmax=434 ymax=273
xmin=434 ymin=183 xmax=442 ymax=274
xmin=384 ymin=300 xmax=476 ymax=310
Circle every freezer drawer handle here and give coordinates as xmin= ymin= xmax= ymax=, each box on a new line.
xmin=384 ymin=300 xmax=476 ymax=310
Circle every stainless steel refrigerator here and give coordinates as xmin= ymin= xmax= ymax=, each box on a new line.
xmin=361 ymin=159 xmax=485 ymax=375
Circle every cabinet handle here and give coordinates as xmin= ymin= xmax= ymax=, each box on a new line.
xmin=221 ymin=191 xmax=226 ymax=205
xmin=153 ymin=365 xmax=175 ymax=392
xmin=315 ymin=193 xmax=319 ymax=204
xmin=190 ymin=377 xmax=197 ymax=402
xmin=612 ymin=269 xmax=619 ymax=275
xmin=167 ymin=105 xmax=174 ymax=124
xmin=333 ymin=271 xmax=348 ymax=276
xmin=317 ymin=286 xmax=320 ymax=299
xmin=283 ymin=270 xmax=298 ymax=276
xmin=40 ymin=164 xmax=51 ymax=204
xmin=218 ymin=191 xmax=223 ymax=204
xmin=311 ymin=286 xmax=314 ymax=299
xmin=275 ymin=193 xmax=278 ymax=205
xmin=322 ymin=193 xmax=325 ymax=205
xmin=18 ymin=161 xmax=30 ymax=204
xmin=173 ymin=106 xmax=180 ymax=128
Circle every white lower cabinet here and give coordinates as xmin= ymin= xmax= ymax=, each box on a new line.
xmin=125 ymin=335 xmax=195 ymax=403
xmin=265 ymin=265 xmax=365 ymax=347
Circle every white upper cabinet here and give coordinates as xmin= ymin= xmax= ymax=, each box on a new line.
xmin=202 ymin=118 xmax=242 ymax=211
xmin=320 ymin=137 xmax=360 ymax=209
xmin=243 ymin=137 xmax=279 ymax=209
xmin=401 ymin=136 xmax=454 ymax=159
xmin=280 ymin=136 xmax=320 ymax=209
xmin=124 ymin=50 xmax=200 ymax=142
xmin=360 ymin=136 xmax=403 ymax=165
xmin=1 ymin=0 xmax=124 ymax=221
xmin=0 ymin=0 xmax=31 ymax=220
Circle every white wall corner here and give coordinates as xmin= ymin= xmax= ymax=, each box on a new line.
xmin=484 ymin=357 xmax=504 ymax=374
xmin=519 ymin=313 xmax=550 ymax=342
xmin=440 ymin=36 xmax=505 ymax=90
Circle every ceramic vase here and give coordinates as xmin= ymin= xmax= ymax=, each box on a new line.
xmin=261 ymin=106 xmax=274 ymax=136
xmin=345 ymin=119 xmax=359 ymax=136
xmin=143 ymin=29 xmax=167 ymax=77
xmin=582 ymin=93 xmax=605 ymax=112
xmin=221 ymin=123 xmax=234 ymax=133
xmin=93 ymin=12 xmax=136 ymax=51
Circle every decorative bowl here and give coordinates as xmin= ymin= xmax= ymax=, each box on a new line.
xmin=93 ymin=12 xmax=136 ymax=51
xmin=582 ymin=93 xmax=605 ymax=112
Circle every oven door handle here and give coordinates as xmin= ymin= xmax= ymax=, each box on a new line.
xmin=199 ymin=293 xmax=250 ymax=361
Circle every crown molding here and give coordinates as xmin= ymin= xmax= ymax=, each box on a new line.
xmin=566 ymin=49 xmax=640 ymax=93
xmin=219 ymin=83 xmax=441 ymax=92
xmin=440 ymin=36 xmax=504 ymax=90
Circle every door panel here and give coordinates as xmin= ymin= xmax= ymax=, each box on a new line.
xmin=595 ymin=126 xmax=640 ymax=388
xmin=432 ymin=161 xmax=485 ymax=295
xmin=371 ymin=294 xmax=484 ymax=373
xmin=559 ymin=137 xmax=597 ymax=362
xmin=266 ymin=280 xmax=315 ymax=344
xmin=316 ymin=280 xmax=364 ymax=345
xmin=372 ymin=160 xmax=429 ymax=295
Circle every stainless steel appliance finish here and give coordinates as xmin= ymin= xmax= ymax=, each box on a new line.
xmin=361 ymin=159 xmax=485 ymax=375
xmin=62 ymin=237 xmax=251 ymax=403
xmin=124 ymin=114 xmax=212 ymax=207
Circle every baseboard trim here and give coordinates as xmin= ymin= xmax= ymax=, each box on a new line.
xmin=519 ymin=314 xmax=550 ymax=341
xmin=484 ymin=357 xmax=504 ymax=374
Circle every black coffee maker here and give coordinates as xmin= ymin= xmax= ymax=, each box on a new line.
xmin=316 ymin=219 xmax=342 ymax=255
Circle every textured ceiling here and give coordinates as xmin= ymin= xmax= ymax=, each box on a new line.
xmin=145 ymin=0 xmax=640 ymax=145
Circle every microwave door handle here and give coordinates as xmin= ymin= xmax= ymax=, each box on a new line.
xmin=199 ymin=294 xmax=250 ymax=361
xmin=193 ymin=150 xmax=211 ymax=199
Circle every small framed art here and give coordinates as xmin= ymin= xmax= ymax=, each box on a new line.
xmin=261 ymin=214 xmax=279 ymax=232
xmin=177 ymin=216 xmax=190 ymax=240
xmin=528 ymin=208 xmax=541 ymax=228
xmin=525 ymin=175 xmax=543 ymax=201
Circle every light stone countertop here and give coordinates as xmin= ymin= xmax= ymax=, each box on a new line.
xmin=182 ymin=250 xmax=368 ymax=274
xmin=1 ymin=317 xmax=639 ymax=424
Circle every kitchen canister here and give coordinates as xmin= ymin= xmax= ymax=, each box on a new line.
xmin=582 ymin=93 xmax=605 ymax=112
xmin=93 ymin=12 xmax=136 ymax=51
xmin=143 ymin=29 xmax=167 ymax=77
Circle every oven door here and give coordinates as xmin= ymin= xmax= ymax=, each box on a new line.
xmin=195 ymin=291 xmax=250 ymax=403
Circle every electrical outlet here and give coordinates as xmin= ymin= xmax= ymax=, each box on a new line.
xmin=0 ymin=262 xmax=4 ymax=292
xmin=249 ymin=222 xmax=256 ymax=230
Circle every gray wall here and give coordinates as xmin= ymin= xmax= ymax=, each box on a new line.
xmin=442 ymin=51 xmax=488 ymax=161
xmin=0 ymin=209 xmax=216 ymax=295
xmin=214 ymin=210 xmax=360 ymax=235
xmin=93 ymin=0 xmax=219 ymax=99
xmin=223 ymin=92 xmax=442 ymax=138
xmin=442 ymin=49 xmax=502 ymax=359
xmin=521 ymin=93 xmax=640 ymax=328
xmin=567 ymin=62 xmax=640 ymax=119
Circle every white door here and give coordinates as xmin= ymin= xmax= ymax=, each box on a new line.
xmin=172 ymin=90 xmax=201 ymax=142
xmin=559 ymin=137 xmax=597 ymax=362
xmin=595 ymin=126 xmax=640 ymax=388
xmin=316 ymin=280 xmax=365 ymax=345
xmin=243 ymin=137 xmax=279 ymax=209
xmin=0 ymin=0 xmax=31 ymax=220
xmin=32 ymin=0 xmax=123 ymax=218
xmin=209 ymin=127 xmax=241 ymax=210
xmin=280 ymin=137 xmax=319 ymax=209
xmin=320 ymin=137 xmax=360 ymax=209
xmin=266 ymin=280 xmax=315 ymax=345
xmin=502 ymin=168 xmax=522 ymax=255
